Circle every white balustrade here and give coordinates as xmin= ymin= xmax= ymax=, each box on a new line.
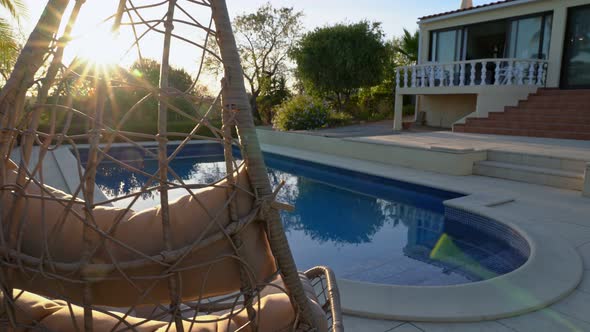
xmin=404 ymin=69 xmax=409 ymax=88
xmin=528 ymin=62 xmax=536 ymax=85
xmin=506 ymin=61 xmax=513 ymax=85
xmin=395 ymin=59 xmax=548 ymax=90
xmin=537 ymin=64 xmax=545 ymax=86
xmin=429 ymin=66 xmax=435 ymax=87
xmin=494 ymin=60 xmax=501 ymax=86
xmin=516 ymin=62 xmax=524 ymax=85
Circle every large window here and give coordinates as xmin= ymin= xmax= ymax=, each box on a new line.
xmin=429 ymin=12 xmax=553 ymax=62
xmin=506 ymin=13 xmax=553 ymax=59
xmin=430 ymin=29 xmax=463 ymax=62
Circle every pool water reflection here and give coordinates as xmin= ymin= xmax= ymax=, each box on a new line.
xmin=93 ymin=145 xmax=528 ymax=286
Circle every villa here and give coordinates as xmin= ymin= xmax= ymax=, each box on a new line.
xmin=394 ymin=0 xmax=590 ymax=141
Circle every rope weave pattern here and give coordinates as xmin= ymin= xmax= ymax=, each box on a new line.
xmin=0 ymin=0 xmax=342 ymax=331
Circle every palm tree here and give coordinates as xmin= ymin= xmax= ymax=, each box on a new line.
xmin=395 ymin=28 xmax=419 ymax=65
xmin=0 ymin=0 xmax=26 ymax=81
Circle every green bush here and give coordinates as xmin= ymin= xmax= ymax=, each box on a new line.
xmin=355 ymin=85 xmax=394 ymax=121
xmin=327 ymin=111 xmax=354 ymax=127
xmin=403 ymin=104 xmax=415 ymax=117
xmin=273 ymin=95 xmax=330 ymax=131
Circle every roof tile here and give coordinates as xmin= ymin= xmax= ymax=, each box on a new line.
xmin=419 ymin=0 xmax=519 ymax=20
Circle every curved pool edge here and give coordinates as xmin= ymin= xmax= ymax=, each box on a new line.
xmin=339 ymin=203 xmax=584 ymax=322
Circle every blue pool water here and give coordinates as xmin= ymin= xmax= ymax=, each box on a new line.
xmin=90 ymin=143 xmax=529 ymax=286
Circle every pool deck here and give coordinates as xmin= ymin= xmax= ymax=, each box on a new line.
xmin=258 ymin=126 xmax=590 ymax=332
xmin=265 ymin=123 xmax=590 ymax=161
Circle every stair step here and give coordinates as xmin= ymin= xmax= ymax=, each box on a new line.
xmin=465 ymin=119 xmax=590 ymax=132
xmin=518 ymin=101 xmax=590 ymax=109
xmin=505 ymin=107 xmax=590 ymax=115
xmin=487 ymin=151 xmax=588 ymax=173
xmin=536 ymin=89 xmax=590 ymax=96
xmin=490 ymin=112 xmax=590 ymax=124
xmin=454 ymin=89 xmax=590 ymax=140
xmin=473 ymin=161 xmax=584 ymax=191
xmin=459 ymin=126 xmax=590 ymax=140
xmin=527 ymin=95 xmax=590 ymax=103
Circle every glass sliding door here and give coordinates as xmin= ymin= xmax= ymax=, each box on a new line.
xmin=430 ymin=29 xmax=462 ymax=62
xmin=561 ymin=5 xmax=590 ymax=89
xmin=506 ymin=13 xmax=552 ymax=60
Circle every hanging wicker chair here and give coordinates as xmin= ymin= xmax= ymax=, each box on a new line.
xmin=0 ymin=0 xmax=342 ymax=331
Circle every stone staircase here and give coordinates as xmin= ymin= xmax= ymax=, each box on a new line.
xmin=473 ymin=150 xmax=587 ymax=191
xmin=454 ymin=89 xmax=590 ymax=140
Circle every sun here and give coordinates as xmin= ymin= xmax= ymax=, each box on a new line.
xmin=71 ymin=27 xmax=127 ymax=68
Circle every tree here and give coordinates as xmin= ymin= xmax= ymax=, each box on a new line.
xmin=291 ymin=21 xmax=388 ymax=111
xmin=0 ymin=0 xmax=26 ymax=82
xmin=256 ymin=74 xmax=291 ymax=124
xmin=119 ymin=58 xmax=197 ymax=122
xmin=206 ymin=3 xmax=303 ymax=123
xmin=394 ymin=28 xmax=419 ymax=65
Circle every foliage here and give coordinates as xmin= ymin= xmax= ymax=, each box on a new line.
xmin=111 ymin=58 xmax=200 ymax=124
xmin=393 ymin=28 xmax=419 ymax=65
xmin=256 ymin=75 xmax=291 ymax=124
xmin=0 ymin=0 xmax=26 ymax=83
xmin=403 ymin=104 xmax=415 ymax=117
xmin=290 ymin=21 xmax=388 ymax=111
xmin=355 ymin=86 xmax=394 ymax=121
xmin=38 ymin=58 xmax=219 ymax=140
xmin=272 ymin=95 xmax=330 ymax=131
xmin=327 ymin=111 xmax=354 ymax=127
xmin=206 ymin=2 xmax=302 ymax=122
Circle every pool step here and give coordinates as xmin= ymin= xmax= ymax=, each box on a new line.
xmin=474 ymin=160 xmax=584 ymax=191
xmin=487 ymin=151 xmax=588 ymax=173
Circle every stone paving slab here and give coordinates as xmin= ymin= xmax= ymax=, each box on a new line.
xmin=351 ymin=131 xmax=590 ymax=161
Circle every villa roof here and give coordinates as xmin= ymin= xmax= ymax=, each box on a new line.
xmin=419 ymin=0 xmax=519 ymax=21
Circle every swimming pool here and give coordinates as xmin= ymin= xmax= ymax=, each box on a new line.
xmin=88 ymin=143 xmax=529 ymax=286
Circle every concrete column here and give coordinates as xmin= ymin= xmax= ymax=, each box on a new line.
xmin=393 ymin=93 xmax=403 ymax=131
xmin=546 ymin=7 xmax=568 ymax=88
xmin=583 ymin=163 xmax=590 ymax=198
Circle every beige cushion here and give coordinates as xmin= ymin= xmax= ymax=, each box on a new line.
xmin=2 ymin=284 xmax=327 ymax=332
xmin=2 ymin=160 xmax=276 ymax=307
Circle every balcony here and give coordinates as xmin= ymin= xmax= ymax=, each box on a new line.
xmin=392 ymin=59 xmax=549 ymax=131
xmin=396 ymin=58 xmax=549 ymax=91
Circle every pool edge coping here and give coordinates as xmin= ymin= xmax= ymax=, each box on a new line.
xmin=260 ymin=142 xmax=583 ymax=322
xmin=338 ymin=203 xmax=582 ymax=322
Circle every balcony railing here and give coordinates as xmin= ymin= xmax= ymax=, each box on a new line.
xmin=396 ymin=58 xmax=549 ymax=89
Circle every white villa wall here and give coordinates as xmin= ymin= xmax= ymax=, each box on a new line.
xmin=419 ymin=94 xmax=477 ymax=128
xmin=419 ymin=0 xmax=590 ymax=88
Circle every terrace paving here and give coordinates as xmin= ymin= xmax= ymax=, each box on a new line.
xmin=283 ymin=122 xmax=590 ymax=161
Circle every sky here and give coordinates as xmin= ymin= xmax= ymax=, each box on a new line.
xmin=18 ymin=0 xmax=496 ymax=38
xmin=12 ymin=0 xmax=496 ymax=86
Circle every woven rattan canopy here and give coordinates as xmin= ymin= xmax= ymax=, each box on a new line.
xmin=0 ymin=1 xmax=342 ymax=331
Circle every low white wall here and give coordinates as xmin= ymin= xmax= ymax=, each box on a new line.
xmin=257 ymin=129 xmax=487 ymax=176
xmin=474 ymin=86 xmax=538 ymax=118
xmin=420 ymin=94 xmax=477 ymax=128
